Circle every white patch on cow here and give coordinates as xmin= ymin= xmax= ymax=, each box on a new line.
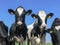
xmin=27 ymin=20 xmax=38 ymax=39
xmin=55 ymin=26 xmax=60 ymax=31
xmin=34 ymin=36 xmax=37 ymax=39
xmin=35 ymin=37 xmax=41 ymax=44
xmin=17 ymin=7 xmax=24 ymax=16
xmin=38 ymin=10 xmax=47 ymax=28
xmin=27 ymin=22 xmax=34 ymax=39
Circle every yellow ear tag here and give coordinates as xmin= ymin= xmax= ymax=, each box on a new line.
xmin=50 ymin=31 xmax=53 ymax=33
xmin=33 ymin=16 xmax=36 ymax=18
xmin=10 ymin=12 xmax=14 ymax=14
xmin=48 ymin=16 xmax=51 ymax=18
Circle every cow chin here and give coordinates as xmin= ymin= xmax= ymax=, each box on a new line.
xmin=17 ymin=24 xmax=23 ymax=28
xmin=39 ymin=26 xmax=46 ymax=33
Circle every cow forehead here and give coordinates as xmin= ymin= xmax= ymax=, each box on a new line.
xmin=17 ymin=7 xmax=24 ymax=16
xmin=17 ymin=7 xmax=24 ymax=11
xmin=38 ymin=10 xmax=46 ymax=18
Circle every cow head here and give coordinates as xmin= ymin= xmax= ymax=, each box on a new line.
xmin=31 ymin=10 xmax=53 ymax=29
xmin=52 ymin=18 xmax=60 ymax=31
xmin=8 ymin=6 xmax=32 ymax=26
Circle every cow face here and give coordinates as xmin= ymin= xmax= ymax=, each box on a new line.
xmin=31 ymin=10 xmax=53 ymax=29
xmin=52 ymin=18 xmax=60 ymax=31
xmin=8 ymin=6 xmax=32 ymax=25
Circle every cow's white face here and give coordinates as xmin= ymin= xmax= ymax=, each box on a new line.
xmin=55 ymin=26 xmax=60 ymax=31
xmin=17 ymin=7 xmax=24 ymax=16
xmin=38 ymin=10 xmax=46 ymax=28
xmin=16 ymin=7 xmax=24 ymax=25
xmin=31 ymin=10 xmax=53 ymax=29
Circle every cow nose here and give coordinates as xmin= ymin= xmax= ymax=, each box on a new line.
xmin=17 ymin=21 xmax=23 ymax=25
xmin=41 ymin=24 xmax=46 ymax=28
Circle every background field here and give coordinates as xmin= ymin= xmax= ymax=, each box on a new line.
xmin=15 ymin=42 xmax=53 ymax=45
xmin=46 ymin=43 xmax=52 ymax=45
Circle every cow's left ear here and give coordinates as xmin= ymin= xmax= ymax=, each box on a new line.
xmin=26 ymin=10 xmax=32 ymax=15
xmin=47 ymin=13 xmax=54 ymax=18
xmin=8 ymin=9 xmax=15 ymax=15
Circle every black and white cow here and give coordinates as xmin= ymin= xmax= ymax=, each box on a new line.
xmin=0 ymin=21 xmax=8 ymax=45
xmin=47 ymin=18 xmax=60 ymax=45
xmin=8 ymin=6 xmax=32 ymax=45
xmin=27 ymin=10 xmax=53 ymax=45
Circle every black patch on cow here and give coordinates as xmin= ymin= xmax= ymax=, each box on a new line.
xmin=14 ymin=24 xmax=27 ymax=40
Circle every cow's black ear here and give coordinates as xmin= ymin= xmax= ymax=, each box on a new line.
xmin=31 ymin=14 xmax=38 ymax=18
xmin=8 ymin=9 xmax=15 ymax=15
xmin=47 ymin=13 xmax=54 ymax=18
xmin=26 ymin=10 xmax=32 ymax=15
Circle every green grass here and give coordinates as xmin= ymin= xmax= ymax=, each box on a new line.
xmin=15 ymin=42 xmax=53 ymax=45
xmin=45 ymin=43 xmax=52 ymax=45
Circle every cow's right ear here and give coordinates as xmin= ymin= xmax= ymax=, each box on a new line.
xmin=31 ymin=14 xmax=38 ymax=19
xmin=26 ymin=10 xmax=32 ymax=15
xmin=47 ymin=13 xmax=54 ymax=18
xmin=8 ymin=9 xmax=15 ymax=15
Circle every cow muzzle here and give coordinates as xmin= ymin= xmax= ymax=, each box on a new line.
xmin=17 ymin=21 xmax=23 ymax=25
xmin=41 ymin=24 xmax=46 ymax=29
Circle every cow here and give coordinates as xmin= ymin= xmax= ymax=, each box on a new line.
xmin=27 ymin=10 xmax=53 ymax=45
xmin=47 ymin=18 xmax=60 ymax=45
xmin=8 ymin=6 xmax=32 ymax=45
xmin=0 ymin=21 xmax=8 ymax=45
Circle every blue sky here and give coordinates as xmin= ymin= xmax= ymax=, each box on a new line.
xmin=0 ymin=0 xmax=60 ymax=43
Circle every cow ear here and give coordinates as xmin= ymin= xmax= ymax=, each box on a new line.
xmin=47 ymin=28 xmax=53 ymax=33
xmin=47 ymin=13 xmax=54 ymax=18
xmin=26 ymin=10 xmax=32 ymax=15
xmin=8 ymin=9 xmax=15 ymax=15
xmin=31 ymin=14 xmax=38 ymax=19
